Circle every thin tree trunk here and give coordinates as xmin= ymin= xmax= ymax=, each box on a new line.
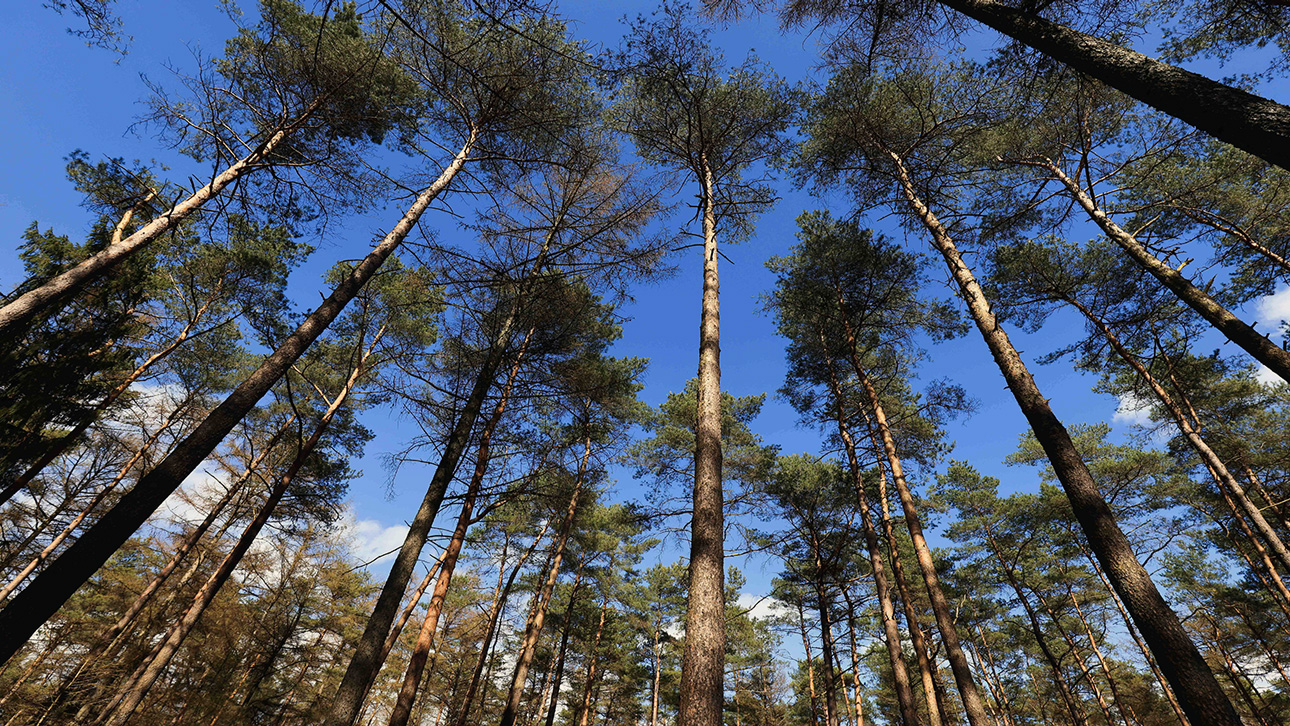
xmin=386 ymin=332 xmax=531 ymax=726
xmin=1068 ymin=589 xmax=1136 ymax=726
xmin=842 ymin=343 xmax=989 ymax=726
xmin=1061 ymin=290 xmax=1290 ymax=580
xmin=0 ymin=103 xmax=321 ymax=341
xmin=497 ymin=421 xmax=592 ymax=726
xmin=884 ymin=146 xmax=1242 ymax=726
xmin=935 ymin=0 xmax=1290 ymax=170
xmin=844 ymin=607 xmax=865 ymax=726
xmin=0 ymin=133 xmax=477 ymax=668
xmin=0 ymin=399 xmax=191 ymax=601
xmin=575 ymin=593 xmax=611 ymax=726
xmin=99 ymin=336 xmax=377 ymax=726
xmin=1031 ymin=588 xmax=1116 ymax=726
xmin=679 ymin=154 xmax=726 ymax=726
xmin=542 ymin=565 xmax=586 ymax=726
xmin=451 ymin=523 xmax=548 ymax=726
xmin=825 ymin=347 xmax=920 ymax=726
xmin=1035 ymin=157 xmax=1290 ymax=383
xmin=798 ymin=601 xmax=822 ymax=726
xmin=864 ymin=408 xmax=945 ymax=726
xmin=1068 ymin=533 xmax=1190 ymax=726
xmin=3 ymin=296 xmax=216 ymax=504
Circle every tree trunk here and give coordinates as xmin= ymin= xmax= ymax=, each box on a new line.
xmin=575 ymin=593 xmax=611 ymax=726
xmin=798 ymin=601 xmax=822 ymax=726
xmin=679 ymin=154 xmax=726 ymax=726
xmin=825 ymin=346 xmax=920 ymax=726
xmin=99 ymin=339 xmax=375 ymax=726
xmin=1036 ymin=157 xmax=1290 ymax=383
xmin=843 ymin=343 xmax=989 ymax=726
xmin=1068 ymin=589 xmax=1136 ymax=726
xmin=543 ymin=567 xmax=585 ymax=726
xmin=451 ymin=524 xmax=549 ymax=726
xmin=0 ymin=103 xmax=321 ymax=342
xmin=0 ymin=133 xmax=477 ymax=668
xmin=1064 ymin=294 xmax=1290 ymax=583
xmin=497 ymin=423 xmax=592 ymax=726
xmin=386 ymin=333 xmax=530 ymax=726
xmin=0 ymin=398 xmax=190 ymax=601
xmin=884 ymin=146 xmax=1242 ymax=726
xmin=3 ymin=296 xmax=216 ymax=504
xmin=935 ymin=0 xmax=1290 ymax=170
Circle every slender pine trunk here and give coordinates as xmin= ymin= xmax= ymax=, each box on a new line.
xmin=0 ymin=134 xmax=477 ymax=667
xmin=884 ymin=146 xmax=1242 ymax=726
xmin=679 ymin=154 xmax=726 ymax=726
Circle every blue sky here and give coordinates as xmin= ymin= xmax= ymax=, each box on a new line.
xmin=3 ymin=0 xmax=1288 ymax=615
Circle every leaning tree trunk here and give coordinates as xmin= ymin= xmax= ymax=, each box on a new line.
xmin=823 ymin=348 xmax=920 ymax=726
xmin=2 ymin=295 xmax=218 ymax=505
xmin=869 ymin=437 xmax=945 ymax=726
xmin=884 ymin=146 xmax=1243 ymax=726
xmin=679 ymin=153 xmax=727 ymax=726
xmin=497 ymin=423 xmax=591 ymax=726
xmin=840 ymin=317 xmax=990 ymax=726
xmin=934 ymin=0 xmax=1290 ymax=171
xmin=451 ymin=523 xmax=549 ymax=726
xmin=386 ymin=332 xmax=530 ymax=726
xmin=0 ymin=132 xmax=478 ymax=667
xmin=1035 ymin=157 xmax=1290 ymax=384
xmin=98 ymin=338 xmax=375 ymax=726
xmin=323 ymin=162 xmax=571 ymax=726
xmin=0 ymin=101 xmax=323 ymax=342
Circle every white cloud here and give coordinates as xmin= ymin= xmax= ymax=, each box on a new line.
xmin=1256 ymin=364 xmax=1284 ymax=387
xmin=1257 ymin=287 xmax=1290 ymax=326
xmin=339 ymin=508 xmax=410 ymax=568
xmin=1111 ymin=392 xmax=1153 ymax=428
xmin=735 ymin=593 xmax=791 ymax=623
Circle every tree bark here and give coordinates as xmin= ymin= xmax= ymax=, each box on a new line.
xmin=386 ymin=332 xmax=530 ymax=726
xmin=679 ymin=154 xmax=726 ymax=726
xmin=824 ymin=347 xmax=920 ymax=726
xmin=936 ymin=0 xmax=1290 ymax=170
xmin=98 ymin=337 xmax=375 ymax=726
xmin=843 ymin=341 xmax=989 ymax=726
xmin=497 ymin=423 xmax=592 ymax=726
xmin=885 ymin=146 xmax=1243 ymax=726
xmin=1035 ymin=157 xmax=1290 ymax=384
xmin=0 ymin=103 xmax=321 ymax=342
xmin=543 ymin=565 xmax=585 ymax=726
xmin=0 ymin=133 xmax=477 ymax=668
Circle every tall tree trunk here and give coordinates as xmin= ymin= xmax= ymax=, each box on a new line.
xmin=680 ymin=154 xmax=726 ymax=726
xmin=884 ymin=146 xmax=1242 ymax=726
xmin=575 ymin=593 xmax=611 ymax=726
xmin=451 ymin=524 xmax=548 ymax=726
xmin=825 ymin=346 xmax=920 ymax=726
xmin=1035 ymin=157 xmax=1290 ymax=383
xmin=386 ymin=333 xmax=531 ymax=726
xmin=841 ymin=336 xmax=989 ymax=726
xmin=1067 ymin=589 xmax=1136 ymax=726
xmin=98 ymin=337 xmax=376 ymax=726
xmin=0 ymin=133 xmax=477 ymax=667
xmin=0 ymin=102 xmax=322 ymax=342
xmin=934 ymin=0 xmax=1290 ymax=170
xmin=844 ymin=606 xmax=865 ymax=726
xmin=1063 ymin=294 xmax=1290 ymax=580
xmin=797 ymin=601 xmax=822 ymax=726
xmin=542 ymin=565 xmax=586 ymax=726
xmin=497 ymin=422 xmax=592 ymax=726
xmin=1031 ymin=588 xmax=1117 ymax=726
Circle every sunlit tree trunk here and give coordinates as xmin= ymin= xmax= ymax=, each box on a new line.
xmin=680 ymin=154 xmax=726 ymax=726
xmin=885 ymin=146 xmax=1242 ymax=726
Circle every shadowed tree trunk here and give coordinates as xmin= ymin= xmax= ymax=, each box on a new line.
xmin=883 ymin=146 xmax=1242 ymax=726
xmin=934 ymin=0 xmax=1290 ymax=170
xmin=0 ymin=133 xmax=478 ymax=668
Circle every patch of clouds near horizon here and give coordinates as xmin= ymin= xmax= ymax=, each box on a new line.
xmin=1257 ymin=286 xmax=1290 ymax=326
